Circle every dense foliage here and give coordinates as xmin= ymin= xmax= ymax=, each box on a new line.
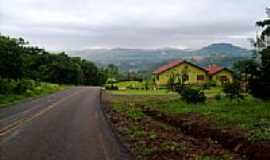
xmin=0 ymin=35 xmax=107 ymax=85
xmin=249 ymin=10 xmax=270 ymax=99
xmin=177 ymin=86 xmax=206 ymax=104
xmin=223 ymin=81 xmax=244 ymax=102
xmin=233 ymin=9 xmax=270 ymax=99
xmin=249 ymin=48 xmax=270 ymax=99
xmin=0 ymin=78 xmax=39 ymax=95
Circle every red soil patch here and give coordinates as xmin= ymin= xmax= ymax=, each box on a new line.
xmin=142 ymin=108 xmax=270 ymax=160
xmin=102 ymin=94 xmax=242 ymax=160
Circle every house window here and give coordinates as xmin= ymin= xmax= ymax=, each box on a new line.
xmin=197 ymin=75 xmax=205 ymax=80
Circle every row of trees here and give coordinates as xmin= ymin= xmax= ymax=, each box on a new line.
xmin=234 ymin=8 xmax=270 ymax=99
xmin=0 ymin=35 xmax=107 ymax=85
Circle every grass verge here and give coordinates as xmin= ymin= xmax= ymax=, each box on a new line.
xmin=0 ymin=83 xmax=66 ymax=108
xmin=110 ymin=89 xmax=177 ymax=96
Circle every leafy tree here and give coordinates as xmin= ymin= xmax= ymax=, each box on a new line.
xmin=0 ymin=35 xmax=27 ymax=79
xmin=249 ymin=8 xmax=270 ymax=99
xmin=0 ymin=34 xmax=107 ymax=86
xmin=233 ymin=59 xmax=259 ymax=79
xmin=81 ymin=60 xmax=99 ymax=85
xmin=105 ymin=64 xmax=119 ymax=80
xmin=223 ymin=81 xmax=244 ymax=102
xmin=233 ymin=59 xmax=260 ymax=92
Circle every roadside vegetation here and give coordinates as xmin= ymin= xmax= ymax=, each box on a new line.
xmin=0 ymin=78 xmax=65 ymax=107
xmin=0 ymin=35 xmax=115 ymax=107
xmin=0 ymin=35 xmax=108 ymax=85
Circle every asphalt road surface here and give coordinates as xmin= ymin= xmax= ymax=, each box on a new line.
xmin=0 ymin=87 xmax=131 ymax=160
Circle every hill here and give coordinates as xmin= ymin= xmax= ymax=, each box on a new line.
xmin=67 ymin=43 xmax=252 ymax=74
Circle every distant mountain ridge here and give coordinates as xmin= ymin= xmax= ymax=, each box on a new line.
xmin=195 ymin=43 xmax=251 ymax=57
xmin=67 ymin=43 xmax=252 ymax=73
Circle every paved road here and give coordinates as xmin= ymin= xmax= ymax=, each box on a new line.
xmin=0 ymin=87 xmax=131 ymax=160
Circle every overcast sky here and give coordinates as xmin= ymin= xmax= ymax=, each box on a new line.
xmin=0 ymin=0 xmax=269 ymax=50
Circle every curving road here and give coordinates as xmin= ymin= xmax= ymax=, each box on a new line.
xmin=0 ymin=87 xmax=131 ymax=160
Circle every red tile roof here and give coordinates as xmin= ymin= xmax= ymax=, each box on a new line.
xmin=153 ymin=61 xmax=229 ymax=76
xmin=205 ymin=64 xmax=224 ymax=75
xmin=153 ymin=60 xmax=184 ymax=74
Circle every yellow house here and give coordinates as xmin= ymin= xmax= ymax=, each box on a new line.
xmin=205 ymin=64 xmax=234 ymax=86
xmin=153 ymin=60 xmax=233 ymax=86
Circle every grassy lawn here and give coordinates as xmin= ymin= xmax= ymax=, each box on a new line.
xmin=110 ymin=89 xmax=177 ymax=96
xmin=109 ymin=84 xmax=223 ymax=97
xmin=110 ymin=92 xmax=270 ymax=142
xmin=115 ymin=81 xmax=145 ymax=89
xmin=203 ymin=87 xmax=223 ymax=97
xmin=0 ymin=83 xmax=66 ymax=108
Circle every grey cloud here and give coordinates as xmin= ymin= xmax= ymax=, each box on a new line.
xmin=0 ymin=0 xmax=269 ymax=50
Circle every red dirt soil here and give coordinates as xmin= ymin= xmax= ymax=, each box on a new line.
xmin=102 ymin=95 xmax=242 ymax=160
xmin=142 ymin=107 xmax=270 ymax=160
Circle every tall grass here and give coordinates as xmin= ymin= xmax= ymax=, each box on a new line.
xmin=0 ymin=82 xmax=65 ymax=108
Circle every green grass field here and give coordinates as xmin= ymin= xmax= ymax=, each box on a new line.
xmin=110 ymin=89 xmax=178 ymax=96
xmin=114 ymin=81 xmax=145 ymax=89
xmin=0 ymin=83 xmax=66 ymax=108
xmin=109 ymin=85 xmax=223 ymax=97
xmin=111 ymin=93 xmax=270 ymax=142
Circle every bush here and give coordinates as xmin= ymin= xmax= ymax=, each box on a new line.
xmin=223 ymin=81 xmax=244 ymax=102
xmin=215 ymin=94 xmax=222 ymax=100
xmin=178 ymin=87 xmax=206 ymax=104
xmin=105 ymin=84 xmax=119 ymax=90
xmin=0 ymin=78 xmax=40 ymax=95
xmin=14 ymin=79 xmax=37 ymax=94
xmin=0 ymin=78 xmax=17 ymax=94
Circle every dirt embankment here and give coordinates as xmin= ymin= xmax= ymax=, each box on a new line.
xmin=142 ymin=107 xmax=270 ymax=160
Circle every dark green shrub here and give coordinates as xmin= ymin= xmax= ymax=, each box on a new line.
xmin=178 ymin=87 xmax=206 ymax=104
xmin=14 ymin=79 xmax=36 ymax=94
xmin=215 ymin=94 xmax=222 ymax=100
xmin=223 ymin=81 xmax=244 ymax=102
xmin=0 ymin=78 xmax=17 ymax=94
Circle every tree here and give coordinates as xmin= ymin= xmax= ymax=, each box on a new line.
xmin=0 ymin=34 xmax=106 ymax=86
xmin=233 ymin=59 xmax=260 ymax=92
xmin=105 ymin=64 xmax=119 ymax=80
xmin=249 ymin=8 xmax=270 ymax=99
xmin=0 ymin=35 xmax=27 ymax=79
xmin=223 ymin=81 xmax=244 ymax=102
xmin=81 ymin=60 xmax=99 ymax=85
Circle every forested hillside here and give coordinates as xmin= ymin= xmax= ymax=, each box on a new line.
xmin=0 ymin=35 xmax=107 ymax=85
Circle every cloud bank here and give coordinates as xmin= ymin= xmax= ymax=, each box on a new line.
xmin=0 ymin=0 xmax=269 ymax=50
